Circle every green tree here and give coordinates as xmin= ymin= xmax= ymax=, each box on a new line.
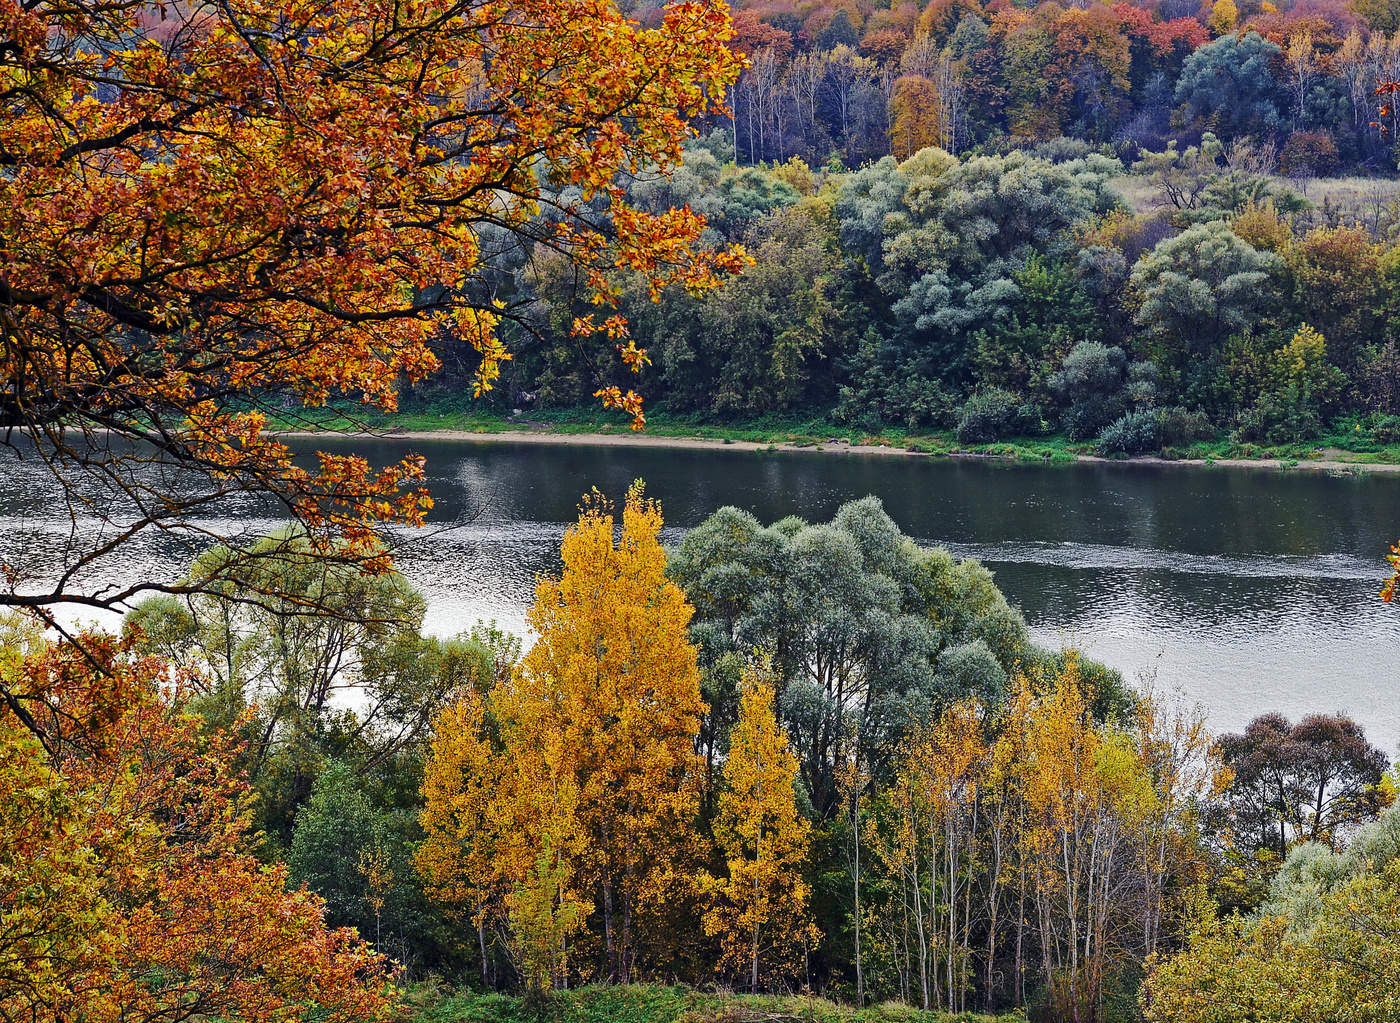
xmin=126 ymin=529 xmax=490 ymax=842
xmin=714 ymin=168 xmax=801 ymax=235
xmin=679 ymin=203 xmax=850 ymax=415
xmin=671 ymin=496 xmax=1038 ymax=817
xmin=1145 ymin=809 xmax=1400 ymax=1023
xmin=287 ymin=761 xmax=444 ymax=968
xmin=1353 ymin=0 xmax=1400 ymax=34
xmin=1049 ymin=340 xmax=1158 ymax=440
xmin=289 ymin=763 xmax=384 ymax=930
xmin=839 ymin=149 xmax=1113 ymax=413
xmin=835 ymin=155 xmax=917 ymax=274
xmin=1174 ymin=32 xmax=1285 ymax=141
xmin=1129 ymin=222 xmax=1281 ymax=386
xmin=970 ymin=254 xmax=1102 ymax=395
xmin=1235 ymin=325 xmax=1349 ymax=444
xmin=818 ymin=9 xmax=860 ymax=51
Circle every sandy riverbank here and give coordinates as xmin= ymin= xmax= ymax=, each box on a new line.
xmin=270 ymin=425 xmax=1400 ymax=475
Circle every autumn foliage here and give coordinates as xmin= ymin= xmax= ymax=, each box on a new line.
xmin=889 ymin=75 xmax=942 ymax=159
xmin=698 ymin=662 xmax=819 ymax=991
xmin=414 ymin=490 xmax=1240 ymax=1009
xmin=0 ymin=0 xmax=744 ymax=612
xmin=419 ymin=483 xmax=710 ymax=988
xmin=4 ymin=471 xmax=1386 ymax=1015
xmin=0 ymin=622 xmax=393 ymax=1023
xmin=856 ymin=656 xmax=1222 ymax=1022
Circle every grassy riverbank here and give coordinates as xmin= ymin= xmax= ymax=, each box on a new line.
xmin=407 ymin=983 xmax=1024 ymax=1023
xmin=269 ymin=400 xmax=1400 ymax=470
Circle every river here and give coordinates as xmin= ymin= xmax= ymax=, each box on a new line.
xmin=3 ymin=435 xmax=1398 ymax=753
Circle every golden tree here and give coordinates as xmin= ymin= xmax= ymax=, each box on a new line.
xmin=416 ymin=686 xmax=506 ymax=984
xmin=508 ymin=481 xmax=705 ymax=981
xmin=0 ymin=0 xmax=745 ymax=620
xmin=1017 ymin=657 xmax=1158 ymax=1023
xmin=418 ymin=640 xmax=590 ymax=991
xmin=913 ymin=701 xmax=988 ymax=1015
xmin=418 ymin=482 xmax=706 ymax=986
xmin=889 ymin=75 xmax=942 ymax=159
xmin=0 ymin=625 xmax=394 ymax=1023
xmin=700 ymin=661 xmax=819 ymax=992
xmin=875 ymin=700 xmax=989 ymax=1014
xmin=1207 ymin=0 xmax=1238 ymax=35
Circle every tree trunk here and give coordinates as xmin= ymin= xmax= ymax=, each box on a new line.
xmin=854 ymin=842 xmax=864 ymax=1005
xmin=602 ymin=871 xmax=616 ymax=981
xmin=912 ymin=855 xmax=929 ymax=1010
xmin=478 ymin=917 xmax=490 ymax=987
xmin=1014 ymin=862 xmax=1026 ymax=1007
xmin=751 ymin=921 xmax=760 ymax=994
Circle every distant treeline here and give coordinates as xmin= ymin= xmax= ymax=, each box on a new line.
xmin=620 ymin=0 xmax=1400 ymax=174
xmin=431 ymin=134 xmax=1400 ymax=455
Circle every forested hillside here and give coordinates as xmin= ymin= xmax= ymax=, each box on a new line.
xmin=631 ymin=0 xmax=1400 ymax=170
xmin=331 ymin=0 xmax=1400 ymax=456
xmin=431 ymin=132 xmax=1400 ymax=455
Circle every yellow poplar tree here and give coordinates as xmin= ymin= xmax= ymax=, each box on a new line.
xmin=502 ymin=481 xmax=706 ymax=982
xmin=922 ymin=701 xmax=988 ymax=1015
xmin=889 ymin=75 xmax=943 ymax=160
xmin=701 ymin=662 xmax=820 ymax=992
xmin=883 ymin=700 xmax=988 ymax=1014
xmin=419 ymin=483 xmax=704 ymax=987
xmin=1208 ymin=0 xmax=1238 ymax=36
xmin=417 ymin=687 xmax=512 ymax=985
xmin=1018 ymin=656 xmax=1157 ymax=1023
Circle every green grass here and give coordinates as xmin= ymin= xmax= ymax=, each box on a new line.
xmin=406 ymin=984 xmax=1023 ymax=1023
xmin=1159 ymin=424 xmax=1400 ymax=465
xmin=262 ymin=398 xmax=1400 ymax=468
xmin=265 ymin=398 xmax=1075 ymax=457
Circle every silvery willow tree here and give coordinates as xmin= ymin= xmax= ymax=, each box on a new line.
xmin=672 ymin=496 xmax=1057 ymax=818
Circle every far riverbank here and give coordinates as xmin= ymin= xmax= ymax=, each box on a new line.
xmin=270 ymin=417 xmax=1400 ymax=476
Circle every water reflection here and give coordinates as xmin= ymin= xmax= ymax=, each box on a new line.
xmin=1 ymin=436 xmax=1396 ymax=753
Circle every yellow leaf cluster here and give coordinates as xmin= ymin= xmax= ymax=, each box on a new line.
xmin=699 ymin=662 xmax=819 ymax=990
xmin=418 ymin=482 xmax=706 ymax=987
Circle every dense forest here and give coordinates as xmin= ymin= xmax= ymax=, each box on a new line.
xmin=4 ymin=2 xmax=1400 ymax=1023
xmin=388 ymin=0 xmax=1400 ymax=453
xmin=447 ymin=129 xmax=1400 ymax=454
xmin=652 ymin=0 xmax=1400 ymax=172
xmin=11 ymin=490 xmax=1399 ymax=1023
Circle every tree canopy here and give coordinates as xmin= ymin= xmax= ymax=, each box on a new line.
xmin=669 ymin=495 xmax=1132 ymax=818
xmin=0 ymin=0 xmax=744 ymax=616
xmin=0 ymin=622 xmax=394 ymax=1023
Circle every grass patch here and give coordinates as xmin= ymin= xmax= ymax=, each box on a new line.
xmin=1169 ymin=429 xmax=1400 ymax=465
xmin=261 ymin=399 xmax=1400 ymax=468
xmin=1108 ymin=172 xmax=1400 ymax=231
xmin=407 ymin=984 xmax=1023 ymax=1023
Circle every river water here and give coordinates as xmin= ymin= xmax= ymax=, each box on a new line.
xmin=4 ymin=435 xmax=1398 ymax=754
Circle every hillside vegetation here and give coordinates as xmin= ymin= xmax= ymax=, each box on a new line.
xmin=409 ymin=985 xmax=1025 ymax=1023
